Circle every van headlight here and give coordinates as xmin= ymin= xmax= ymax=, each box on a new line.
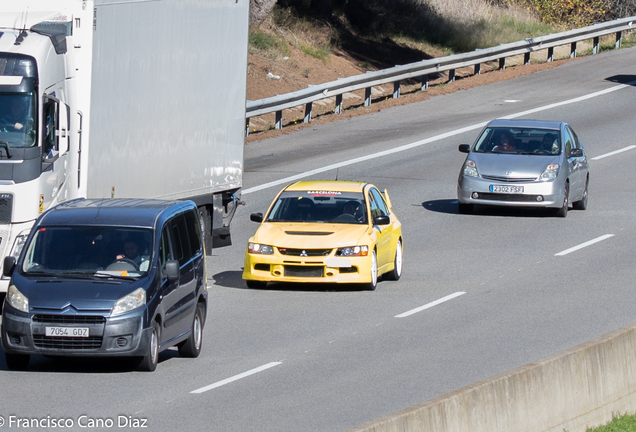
xmin=7 ymin=284 xmax=29 ymax=313
xmin=540 ymin=164 xmax=560 ymax=180
xmin=463 ymin=160 xmax=479 ymax=178
xmin=111 ymin=288 xmax=146 ymax=316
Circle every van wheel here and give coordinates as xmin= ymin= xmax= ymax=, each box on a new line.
xmin=5 ymin=353 xmax=30 ymax=371
xmin=138 ymin=321 xmax=160 ymax=372
xmin=179 ymin=303 xmax=205 ymax=358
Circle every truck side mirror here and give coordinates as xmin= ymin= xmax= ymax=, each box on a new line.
xmin=3 ymin=256 xmax=16 ymax=277
xmin=163 ymin=260 xmax=179 ymax=282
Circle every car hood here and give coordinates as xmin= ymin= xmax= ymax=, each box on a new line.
xmin=15 ymin=276 xmax=145 ymax=312
xmin=254 ymin=223 xmax=370 ymax=248
xmin=471 ymin=153 xmax=560 ymax=178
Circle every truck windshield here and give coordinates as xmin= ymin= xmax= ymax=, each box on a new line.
xmin=0 ymin=92 xmax=36 ymax=148
xmin=21 ymin=226 xmax=154 ymax=278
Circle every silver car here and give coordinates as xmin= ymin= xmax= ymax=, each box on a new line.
xmin=457 ymin=119 xmax=589 ymax=217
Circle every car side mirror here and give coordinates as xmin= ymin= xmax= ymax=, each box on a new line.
xmin=163 ymin=260 xmax=179 ymax=282
xmin=250 ymin=213 xmax=263 ymax=223
xmin=373 ymin=215 xmax=390 ymax=225
xmin=3 ymin=256 xmax=15 ymax=277
xmin=458 ymin=144 xmax=470 ymax=153
xmin=570 ymin=148 xmax=583 ymax=157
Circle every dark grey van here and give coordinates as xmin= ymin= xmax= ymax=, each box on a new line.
xmin=1 ymin=198 xmax=208 ymax=371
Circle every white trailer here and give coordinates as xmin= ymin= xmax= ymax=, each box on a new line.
xmin=0 ymin=0 xmax=249 ymax=291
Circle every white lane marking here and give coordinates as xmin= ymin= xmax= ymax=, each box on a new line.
xmin=555 ymin=234 xmax=614 ymax=256
xmin=591 ymin=145 xmax=636 ymax=160
xmin=190 ymin=362 xmax=282 ymax=394
xmin=395 ymin=292 xmax=466 ymax=318
xmin=243 ymin=81 xmax=636 ymax=195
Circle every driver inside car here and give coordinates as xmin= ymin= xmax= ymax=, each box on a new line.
xmin=116 ymin=239 xmax=150 ymax=271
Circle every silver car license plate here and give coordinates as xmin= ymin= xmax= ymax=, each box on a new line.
xmin=490 ymin=185 xmax=524 ymax=193
xmin=45 ymin=327 xmax=89 ymax=337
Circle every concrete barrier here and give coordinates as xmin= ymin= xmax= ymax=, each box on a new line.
xmin=347 ymin=322 xmax=636 ymax=432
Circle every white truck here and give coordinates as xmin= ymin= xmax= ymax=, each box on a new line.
xmin=0 ymin=0 xmax=249 ymax=292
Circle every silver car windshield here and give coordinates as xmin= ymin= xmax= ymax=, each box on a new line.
xmin=21 ymin=227 xmax=153 ymax=278
xmin=266 ymin=191 xmax=367 ymax=224
xmin=473 ymin=127 xmax=561 ymax=155
xmin=0 ymin=92 xmax=37 ymax=148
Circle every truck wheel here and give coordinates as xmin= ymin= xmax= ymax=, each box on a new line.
xmin=5 ymin=353 xmax=30 ymax=370
xmin=178 ymin=303 xmax=205 ymax=358
xmin=138 ymin=321 xmax=160 ymax=372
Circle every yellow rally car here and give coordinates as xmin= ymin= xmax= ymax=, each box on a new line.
xmin=242 ymin=181 xmax=403 ymax=290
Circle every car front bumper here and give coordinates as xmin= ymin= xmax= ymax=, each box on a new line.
xmin=457 ymin=175 xmax=565 ymax=208
xmin=1 ymin=306 xmax=152 ymax=357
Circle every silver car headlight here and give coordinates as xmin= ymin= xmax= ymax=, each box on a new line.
xmin=336 ymin=245 xmax=369 ymax=257
xmin=540 ymin=163 xmax=560 ymax=180
xmin=111 ymin=287 xmax=146 ymax=317
xmin=248 ymin=243 xmax=274 ymax=255
xmin=7 ymin=284 xmax=29 ymax=313
xmin=463 ymin=160 xmax=478 ymax=178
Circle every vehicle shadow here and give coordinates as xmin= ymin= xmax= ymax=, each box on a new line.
xmin=212 ymin=270 xmax=375 ymax=292
xmin=422 ymin=199 xmax=561 ymax=218
xmin=605 ymin=75 xmax=636 ymax=85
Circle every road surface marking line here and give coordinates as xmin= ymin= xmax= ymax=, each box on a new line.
xmin=243 ymin=81 xmax=636 ymax=195
xmin=190 ymin=362 xmax=282 ymax=394
xmin=555 ymin=234 xmax=614 ymax=256
xmin=591 ymin=145 xmax=636 ymax=160
xmin=395 ymin=292 xmax=466 ymax=318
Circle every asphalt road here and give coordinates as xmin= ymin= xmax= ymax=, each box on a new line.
xmin=0 ymin=46 xmax=635 ymax=432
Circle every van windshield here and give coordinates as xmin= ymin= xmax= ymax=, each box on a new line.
xmin=21 ymin=227 xmax=153 ymax=278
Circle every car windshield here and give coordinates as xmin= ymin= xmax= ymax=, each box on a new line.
xmin=266 ymin=191 xmax=367 ymax=224
xmin=21 ymin=226 xmax=153 ymax=278
xmin=473 ymin=127 xmax=561 ymax=155
xmin=0 ymin=92 xmax=37 ymax=148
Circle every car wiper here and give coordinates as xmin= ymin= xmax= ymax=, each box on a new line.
xmin=94 ymin=271 xmax=138 ymax=281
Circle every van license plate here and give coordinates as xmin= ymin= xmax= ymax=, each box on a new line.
xmin=490 ymin=185 xmax=524 ymax=193
xmin=45 ymin=327 xmax=89 ymax=337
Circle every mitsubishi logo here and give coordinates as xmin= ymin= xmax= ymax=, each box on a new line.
xmin=300 ymin=250 xmax=308 ymax=257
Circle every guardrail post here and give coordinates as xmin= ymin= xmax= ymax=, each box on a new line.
xmin=364 ymin=87 xmax=372 ymax=106
xmin=275 ymin=110 xmax=282 ymax=129
xmin=304 ymin=102 xmax=312 ymax=123
xmin=448 ymin=69 xmax=455 ymax=82
xmin=393 ymin=81 xmax=400 ymax=98
xmin=474 ymin=64 xmax=480 ymax=75
xmin=245 ymin=118 xmax=250 ymax=137
xmin=524 ymin=52 xmax=530 ymax=65
xmin=570 ymin=42 xmax=577 ymax=58
xmin=547 ymin=47 xmax=554 ymax=62
xmin=499 ymin=58 xmax=506 ymax=70
xmin=616 ymin=31 xmax=622 ymax=49
xmin=593 ymin=36 xmax=600 ymax=54
xmin=421 ymin=75 xmax=428 ymax=91
xmin=335 ymin=94 xmax=343 ymax=114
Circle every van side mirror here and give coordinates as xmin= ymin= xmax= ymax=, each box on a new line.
xmin=458 ymin=144 xmax=470 ymax=153
xmin=3 ymin=256 xmax=16 ymax=277
xmin=250 ymin=213 xmax=263 ymax=223
xmin=163 ymin=260 xmax=179 ymax=282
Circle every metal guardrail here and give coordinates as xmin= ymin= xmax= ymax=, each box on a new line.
xmin=245 ymin=16 xmax=635 ymax=135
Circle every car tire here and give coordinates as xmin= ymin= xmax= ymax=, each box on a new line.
xmin=138 ymin=321 xmax=160 ymax=372
xmin=572 ymin=177 xmax=588 ymax=211
xmin=246 ymin=280 xmax=267 ymax=289
xmin=5 ymin=353 xmax=30 ymax=371
xmin=383 ymin=240 xmax=402 ymax=281
xmin=364 ymin=250 xmax=378 ymax=291
xmin=178 ymin=303 xmax=205 ymax=358
xmin=458 ymin=203 xmax=473 ymax=215
xmin=555 ymin=182 xmax=569 ymax=218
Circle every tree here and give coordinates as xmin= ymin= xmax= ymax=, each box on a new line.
xmin=250 ymin=0 xmax=278 ymax=25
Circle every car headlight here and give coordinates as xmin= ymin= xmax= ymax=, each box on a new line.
xmin=7 ymin=284 xmax=29 ymax=313
xmin=111 ymin=287 xmax=146 ymax=317
xmin=463 ymin=160 xmax=478 ymax=178
xmin=336 ymin=245 xmax=369 ymax=257
xmin=540 ymin=163 xmax=560 ymax=180
xmin=9 ymin=231 xmax=30 ymax=260
xmin=248 ymin=243 xmax=274 ymax=255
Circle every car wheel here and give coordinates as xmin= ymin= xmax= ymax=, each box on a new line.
xmin=178 ymin=303 xmax=205 ymax=358
xmin=383 ymin=240 xmax=402 ymax=281
xmin=555 ymin=182 xmax=569 ymax=218
xmin=458 ymin=203 xmax=473 ymax=215
xmin=246 ymin=280 xmax=267 ymax=289
xmin=364 ymin=250 xmax=378 ymax=291
xmin=572 ymin=177 xmax=588 ymax=211
xmin=138 ymin=321 xmax=160 ymax=372
xmin=5 ymin=353 xmax=30 ymax=371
